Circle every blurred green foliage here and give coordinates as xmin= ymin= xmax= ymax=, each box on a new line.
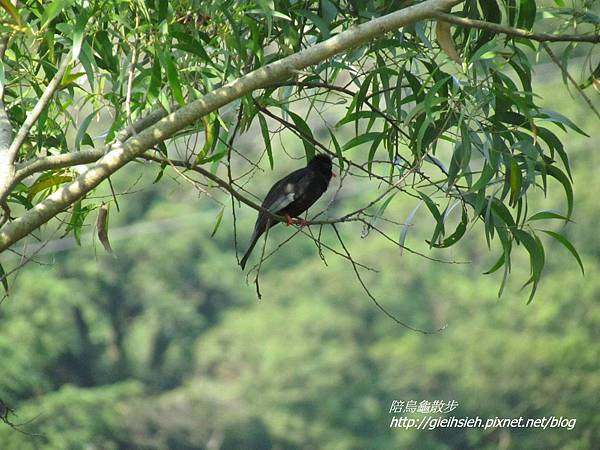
xmin=0 ymin=76 xmax=599 ymax=450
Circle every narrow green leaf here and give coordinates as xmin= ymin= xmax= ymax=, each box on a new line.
xmin=527 ymin=210 xmax=570 ymax=222
xmin=163 ymin=52 xmax=184 ymax=105
xmin=173 ymin=42 xmax=209 ymax=59
xmin=517 ymin=0 xmax=536 ymax=30
xmin=540 ymin=229 xmax=584 ymax=275
xmin=483 ymin=253 xmax=505 ymax=274
xmin=491 ymin=199 xmax=516 ymax=228
xmin=470 ymin=40 xmax=499 ymax=62
xmin=329 ymin=129 xmax=344 ymax=173
xmin=366 ymin=193 xmax=397 ymax=235
xmin=78 ymin=41 xmax=95 ymax=88
xmin=258 ymin=113 xmax=273 ymax=169
xmin=417 ymin=191 xmax=445 ymax=247
xmin=296 ymin=9 xmax=330 ymax=39
xmin=72 ymin=12 xmax=88 ymax=60
xmin=75 ymin=110 xmax=96 ymax=151
xmin=41 ymin=0 xmax=74 ymax=30
xmin=536 ymin=127 xmax=572 ymax=179
xmin=153 ymin=162 xmax=167 ymax=183
xmin=367 ymin=133 xmax=384 ymax=173
xmin=509 ymin=158 xmax=523 ymax=206
xmin=536 ymin=109 xmax=589 ymax=137
xmin=287 ymin=110 xmax=315 ymax=161
xmin=418 ymin=191 xmax=442 ymax=222
xmin=544 ymin=164 xmax=574 ymax=219
xmin=321 ymin=0 xmax=337 ymax=23
xmin=28 ymin=175 xmax=73 ymax=200
xmin=399 ymin=201 xmax=422 ymax=255
xmin=430 ymin=208 xmax=468 ymax=248
xmin=210 ymin=207 xmax=226 ymax=238
xmin=342 ymin=132 xmax=383 ymax=152
xmin=158 ymin=0 xmax=168 ymax=22
xmin=148 ymin=55 xmax=162 ymax=102
xmin=512 ymin=229 xmax=545 ymax=303
xmin=336 ymin=110 xmax=380 ymax=128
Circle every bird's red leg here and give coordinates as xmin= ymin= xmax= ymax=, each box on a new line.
xmin=298 ymin=218 xmax=308 ymax=228
xmin=284 ymin=214 xmax=294 ymax=226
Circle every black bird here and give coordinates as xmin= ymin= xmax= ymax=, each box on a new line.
xmin=239 ymin=154 xmax=333 ymax=269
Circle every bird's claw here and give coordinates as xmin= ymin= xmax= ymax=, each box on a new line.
xmin=283 ymin=215 xmax=307 ymax=228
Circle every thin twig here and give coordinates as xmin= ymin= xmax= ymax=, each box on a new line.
xmin=254 ymin=220 xmax=270 ymax=300
xmin=332 ymin=224 xmax=446 ymax=334
xmin=542 ymin=42 xmax=600 ymax=120
xmin=0 ymin=224 xmax=62 ymax=290
xmin=433 ymin=12 xmax=600 ymax=43
xmin=227 ymin=105 xmax=244 ymax=263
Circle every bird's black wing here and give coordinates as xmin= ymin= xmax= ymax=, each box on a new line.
xmin=240 ymin=168 xmax=311 ymax=269
xmin=240 ymin=164 xmax=329 ymax=270
xmin=260 ymin=167 xmax=312 ymax=213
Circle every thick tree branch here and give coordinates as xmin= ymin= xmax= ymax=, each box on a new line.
xmin=14 ymin=149 xmax=106 ymax=181
xmin=0 ymin=0 xmax=463 ymax=252
xmin=116 ymin=104 xmax=177 ymax=143
xmin=7 ymin=56 xmax=71 ymax=163
xmin=433 ymin=12 xmax=600 ymax=43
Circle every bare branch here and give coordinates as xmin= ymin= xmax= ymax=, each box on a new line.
xmin=227 ymin=105 xmax=245 ymax=264
xmin=433 ymin=12 xmax=600 ymax=43
xmin=247 ymin=224 xmax=377 ymax=273
xmin=253 ymin=220 xmax=271 ymax=300
xmin=332 ymin=224 xmax=447 ymax=334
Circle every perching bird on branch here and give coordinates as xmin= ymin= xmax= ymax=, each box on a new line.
xmin=240 ymin=154 xmax=333 ymax=270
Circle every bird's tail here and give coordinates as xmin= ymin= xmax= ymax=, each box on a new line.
xmin=239 ymin=228 xmax=261 ymax=270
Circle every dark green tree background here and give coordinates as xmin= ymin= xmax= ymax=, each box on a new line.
xmin=0 ymin=75 xmax=598 ymax=448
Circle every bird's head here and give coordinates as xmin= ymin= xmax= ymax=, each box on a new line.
xmin=308 ymin=154 xmax=333 ymax=179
